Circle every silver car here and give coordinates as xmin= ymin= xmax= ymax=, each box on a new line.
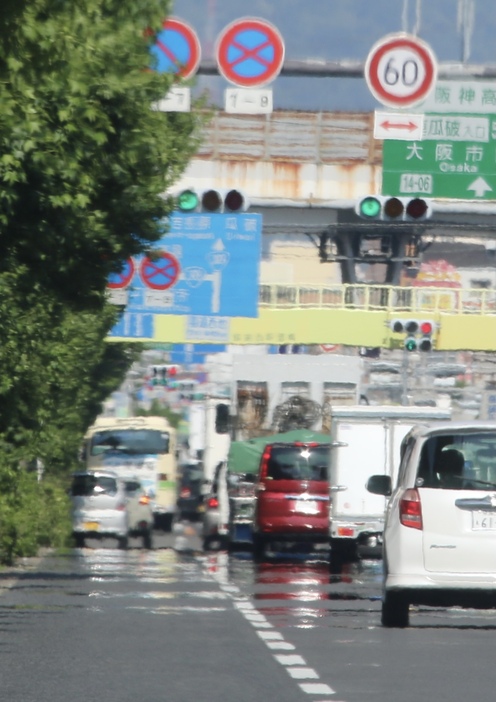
xmin=202 ymin=461 xmax=229 ymax=551
xmin=70 ymin=470 xmax=154 ymax=549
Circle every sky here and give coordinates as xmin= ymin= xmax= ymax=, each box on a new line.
xmin=169 ymin=0 xmax=496 ymax=111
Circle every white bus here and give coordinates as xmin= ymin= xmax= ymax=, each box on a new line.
xmin=82 ymin=416 xmax=178 ymax=530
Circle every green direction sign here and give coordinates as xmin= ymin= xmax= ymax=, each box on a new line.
xmin=382 ymin=113 xmax=496 ymax=200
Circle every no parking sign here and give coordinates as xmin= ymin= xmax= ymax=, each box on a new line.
xmin=151 ymin=17 xmax=201 ymax=79
xmin=140 ymin=252 xmax=180 ymax=290
xmin=216 ymin=17 xmax=285 ymax=88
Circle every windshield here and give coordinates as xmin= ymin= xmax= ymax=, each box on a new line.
xmin=90 ymin=429 xmax=170 ymax=456
xmin=416 ymin=432 xmax=496 ymax=490
xmin=266 ymin=445 xmax=330 ymax=481
xmin=71 ymin=474 xmax=118 ymax=497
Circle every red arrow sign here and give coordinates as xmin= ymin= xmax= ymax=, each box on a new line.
xmin=380 ymin=120 xmax=418 ymax=131
xmin=374 ymin=111 xmax=424 ymax=141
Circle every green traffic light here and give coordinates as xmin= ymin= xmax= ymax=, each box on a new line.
xmin=404 ymin=337 xmax=417 ymax=352
xmin=359 ymin=197 xmax=381 ymax=218
xmin=177 ymin=189 xmax=199 ymax=212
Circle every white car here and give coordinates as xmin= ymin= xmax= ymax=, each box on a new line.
xmin=367 ymin=421 xmax=496 ymax=628
xmin=70 ymin=471 xmax=154 ymax=549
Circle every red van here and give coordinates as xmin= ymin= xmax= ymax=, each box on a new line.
xmin=253 ymin=441 xmax=330 ymax=558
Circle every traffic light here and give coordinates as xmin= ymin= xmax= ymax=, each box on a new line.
xmin=175 ymin=188 xmax=249 ymax=213
xmin=356 ymin=196 xmax=432 ymax=222
xmin=151 ymin=365 xmax=178 ymax=386
xmin=389 ymin=319 xmax=435 ymax=352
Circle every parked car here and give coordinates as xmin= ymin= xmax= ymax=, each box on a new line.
xmin=202 ymin=461 xmax=229 ymax=551
xmin=70 ymin=470 xmax=154 ymax=549
xmin=367 ymin=421 xmax=496 ymax=628
xmin=252 ymin=441 xmax=331 ymax=558
xmin=177 ymin=461 xmax=204 ymax=520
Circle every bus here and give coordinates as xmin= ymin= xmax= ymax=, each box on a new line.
xmin=82 ymin=416 xmax=178 ymax=530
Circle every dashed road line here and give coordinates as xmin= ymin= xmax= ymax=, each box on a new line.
xmin=203 ymin=556 xmax=345 ymax=700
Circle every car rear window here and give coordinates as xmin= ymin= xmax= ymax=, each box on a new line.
xmin=266 ymin=445 xmax=329 ymax=481
xmin=71 ymin=474 xmax=118 ymax=497
xmin=416 ymin=432 xmax=496 ymax=490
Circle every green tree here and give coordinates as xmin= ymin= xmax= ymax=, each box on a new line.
xmin=0 ymin=0 xmax=202 ymax=304
xmin=0 ymin=0 xmax=206 ymax=561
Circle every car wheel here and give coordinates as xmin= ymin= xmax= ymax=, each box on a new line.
xmin=74 ymin=534 xmax=85 ymax=548
xmin=203 ymin=535 xmax=223 ymax=552
xmin=117 ymin=535 xmax=129 ymax=550
xmin=252 ymin=534 xmax=267 ymax=561
xmin=330 ymin=538 xmax=358 ymax=568
xmin=142 ymin=529 xmax=153 ymax=550
xmin=162 ymin=514 xmax=175 ymax=533
xmin=381 ymin=590 xmax=409 ymax=628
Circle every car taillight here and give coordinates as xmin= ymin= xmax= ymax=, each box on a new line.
xmin=260 ymin=447 xmax=271 ymax=480
xmin=399 ymin=488 xmax=422 ymax=530
xmin=207 ymin=497 xmax=219 ymax=509
xmin=180 ymin=488 xmax=191 ymax=498
xmin=139 ymin=495 xmax=151 ymax=505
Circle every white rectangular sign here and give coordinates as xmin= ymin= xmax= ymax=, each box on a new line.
xmin=224 ymin=88 xmax=273 ymax=115
xmin=374 ymin=112 xmax=424 ymax=140
xmin=107 ymin=289 xmax=128 ymax=305
xmin=152 ymin=87 xmax=191 ymax=113
xmin=418 ymin=80 xmax=496 ymax=114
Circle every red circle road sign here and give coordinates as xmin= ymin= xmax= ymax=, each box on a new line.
xmin=108 ymin=258 xmax=135 ymax=289
xmin=365 ymin=33 xmax=437 ymax=108
xmin=140 ymin=252 xmax=180 ymax=290
xmin=153 ymin=17 xmax=201 ymax=80
xmin=215 ymin=17 xmax=285 ymax=88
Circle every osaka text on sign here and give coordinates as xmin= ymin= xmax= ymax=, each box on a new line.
xmin=382 ymin=113 xmax=496 ymax=199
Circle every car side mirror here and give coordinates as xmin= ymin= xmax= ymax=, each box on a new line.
xmin=366 ymin=474 xmax=392 ymax=497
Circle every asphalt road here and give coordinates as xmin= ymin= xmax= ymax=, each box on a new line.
xmin=1 ymin=522 xmax=496 ymax=702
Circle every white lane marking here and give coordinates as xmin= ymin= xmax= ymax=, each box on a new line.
xmin=275 ymin=654 xmax=306 ymax=666
xmin=242 ymin=612 xmax=268 ymax=621
xmin=201 ymin=556 xmax=341 ymax=699
xmin=287 ymin=667 xmax=320 ymax=679
xmin=257 ymin=631 xmax=284 ymax=640
xmin=299 ymin=682 xmax=336 ymax=695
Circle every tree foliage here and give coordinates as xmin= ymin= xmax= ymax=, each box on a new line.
xmin=0 ymin=0 xmax=205 ymax=561
xmin=0 ymin=0 xmax=203 ymax=304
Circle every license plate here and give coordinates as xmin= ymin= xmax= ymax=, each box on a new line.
xmin=472 ymin=512 xmax=496 ymax=530
xmin=83 ymin=521 xmax=99 ymax=531
xmin=295 ymin=500 xmax=319 ymax=514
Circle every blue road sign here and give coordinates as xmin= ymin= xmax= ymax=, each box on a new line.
xmin=114 ymin=212 xmax=262 ymax=319
xmin=170 ymin=343 xmax=227 ymax=366
xmin=108 ymin=313 xmax=154 ymax=339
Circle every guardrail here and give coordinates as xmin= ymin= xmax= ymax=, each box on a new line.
xmin=259 ymin=284 xmax=496 ymax=315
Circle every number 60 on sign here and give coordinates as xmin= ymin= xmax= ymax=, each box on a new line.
xmin=365 ymin=33 xmax=437 ymax=109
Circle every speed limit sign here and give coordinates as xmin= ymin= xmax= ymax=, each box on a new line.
xmin=365 ymin=33 xmax=437 ymax=109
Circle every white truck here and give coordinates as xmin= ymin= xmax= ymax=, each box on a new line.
xmin=328 ymin=405 xmax=452 ymax=560
xmin=187 ymin=396 xmax=232 ymax=486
